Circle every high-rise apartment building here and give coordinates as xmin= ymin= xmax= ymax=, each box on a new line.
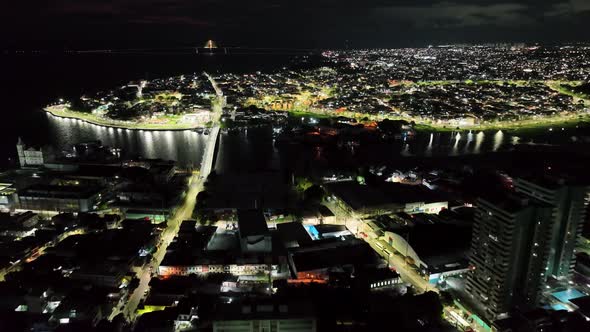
xmin=468 ymin=176 xmax=590 ymax=322
xmin=514 ymin=177 xmax=590 ymax=280
xmin=467 ymin=196 xmax=554 ymax=320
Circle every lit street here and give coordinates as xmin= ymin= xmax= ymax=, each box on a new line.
xmin=324 ymin=200 xmax=437 ymax=294
xmin=109 ymin=173 xmax=203 ymax=322
xmin=4 ymin=12 xmax=590 ymax=330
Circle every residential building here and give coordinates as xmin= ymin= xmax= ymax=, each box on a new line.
xmin=466 ymin=196 xmax=554 ymax=321
xmin=514 ymin=177 xmax=590 ymax=280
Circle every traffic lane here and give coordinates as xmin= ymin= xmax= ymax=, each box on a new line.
xmin=114 ymin=174 xmax=202 ymax=320
xmin=365 ymin=237 xmax=436 ymax=293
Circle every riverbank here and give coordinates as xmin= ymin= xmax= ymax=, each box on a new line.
xmin=45 ymin=103 xmax=590 ymax=135
xmin=413 ymin=114 xmax=590 ymax=134
xmin=44 ymin=106 xmax=206 ymax=131
xmin=279 ymin=107 xmax=590 ymax=134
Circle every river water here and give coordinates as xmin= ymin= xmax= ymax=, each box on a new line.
xmin=43 ymin=111 xmax=582 ymax=171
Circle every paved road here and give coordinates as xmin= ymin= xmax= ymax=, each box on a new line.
xmin=110 ymin=74 xmax=223 ymax=321
xmin=199 ymin=126 xmax=220 ymax=179
xmin=368 ymin=238 xmax=438 ymax=293
xmin=204 ymin=71 xmax=225 ymax=121
xmin=109 ymin=173 xmax=202 ymax=321
xmin=324 ymin=200 xmax=437 ymax=294
xmin=204 ymin=72 xmax=223 ymax=98
xmin=199 ymin=72 xmax=223 ymax=179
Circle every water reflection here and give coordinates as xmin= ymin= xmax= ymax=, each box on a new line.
xmin=474 ymin=132 xmax=485 ymax=154
xmin=401 ymin=143 xmax=411 ymax=156
xmin=451 ymin=132 xmax=461 ymax=156
xmin=511 ymin=136 xmax=520 ymax=145
xmin=463 ymin=131 xmax=474 ymax=154
xmin=46 ymin=113 xmax=206 ymax=167
xmin=493 ymin=130 xmax=504 ymax=152
xmin=425 ymin=133 xmax=434 ymax=156
xmin=45 ymin=112 xmax=541 ymax=171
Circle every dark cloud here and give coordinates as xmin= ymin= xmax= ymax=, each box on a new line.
xmin=2 ymin=0 xmax=588 ymax=48
xmin=374 ymin=3 xmax=535 ymax=29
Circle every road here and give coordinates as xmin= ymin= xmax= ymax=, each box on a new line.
xmin=204 ymin=72 xmax=223 ymax=98
xmin=204 ymin=71 xmax=225 ymax=120
xmin=198 ymin=72 xmax=224 ymax=179
xmin=199 ymin=126 xmax=220 ymax=179
xmin=370 ymin=239 xmax=437 ymax=293
xmin=324 ymin=200 xmax=437 ymax=293
xmin=109 ymin=173 xmax=203 ymax=322
xmin=110 ymin=73 xmax=222 ymax=321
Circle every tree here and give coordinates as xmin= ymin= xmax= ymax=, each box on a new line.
xmin=439 ymin=290 xmax=454 ymax=307
xmin=196 ymin=191 xmax=210 ymax=208
xmin=294 ymin=176 xmax=313 ymax=193
xmin=128 ymin=278 xmax=140 ymax=291
xmin=304 ymin=185 xmax=325 ymax=204
xmin=378 ymin=118 xmax=408 ymax=134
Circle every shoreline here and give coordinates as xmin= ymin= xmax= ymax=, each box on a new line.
xmin=282 ymin=108 xmax=590 ymax=133
xmin=45 ymin=105 xmax=590 ymax=134
xmin=44 ymin=106 xmax=206 ymax=131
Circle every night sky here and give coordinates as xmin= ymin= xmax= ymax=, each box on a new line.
xmin=3 ymin=0 xmax=590 ymax=49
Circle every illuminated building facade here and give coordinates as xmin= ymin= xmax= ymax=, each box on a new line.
xmin=467 ymin=196 xmax=554 ymax=320
xmin=16 ymin=137 xmax=44 ymax=168
xmin=514 ymin=177 xmax=590 ymax=280
xmin=158 ymin=263 xmax=278 ymax=277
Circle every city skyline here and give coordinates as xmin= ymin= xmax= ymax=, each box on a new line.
xmin=2 ymin=2 xmax=590 ymax=332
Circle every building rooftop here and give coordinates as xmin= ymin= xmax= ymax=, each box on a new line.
xmin=276 ymin=222 xmax=313 ymax=248
xmin=212 ymin=300 xmax=315 ymax=321
xmin=237 ymin=209 xmax=269 ymax=238
xmin=395 ymin=223 xmax=471 ymax=269
xmin=19 ymin=184 xmax=102 ymax=199
xmin=325 ymin=181 xmax=446 ymax=211
xmin=291 ymin=241 xmax=381 ymax=273
xmin=571 ymin=295 xmax=590 ymax=319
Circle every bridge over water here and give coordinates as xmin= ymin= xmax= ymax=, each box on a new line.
xmin=199 ymin=72 xmax=224 ymax=179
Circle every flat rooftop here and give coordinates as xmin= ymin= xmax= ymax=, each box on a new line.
xmin=291 ymin=241 xmax=381 ymax=273
xmin=325 ymin=181 xmax=446 ymax=211
xmin=237 ymin=209 xmax=269 ymax=238
xmin=394 ymin=223 xmax=472 ymax=269
xmin=19 ymin=184 xmax=102 ymax=199
xmin=276 ymin=222 xmax=313 ymax=248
